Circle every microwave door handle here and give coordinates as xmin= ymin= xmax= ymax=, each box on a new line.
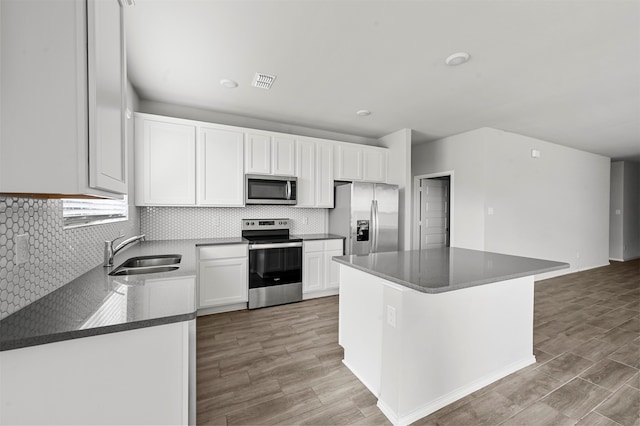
xmin=286 ymin=181 xmax=291 ymax=200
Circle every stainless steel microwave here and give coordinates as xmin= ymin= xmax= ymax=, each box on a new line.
xmin=245 ymin=174 xmax=297 ymax=205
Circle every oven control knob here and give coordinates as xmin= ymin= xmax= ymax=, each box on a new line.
xmin=282 ymin=221 xmax=287 ymax=225
xmin=251 ymin=221 xmax=255 ymax=225
xmin=245 ymin=221 xmax=250 ymax=226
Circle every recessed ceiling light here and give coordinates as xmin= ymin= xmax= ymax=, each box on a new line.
xmin=445 ymin=52 xmax=471 ymax=66
xmin=356 ymin=110 xmax=371 ymax=116
xmin=220 ymin=79 xmax=238 ymax=88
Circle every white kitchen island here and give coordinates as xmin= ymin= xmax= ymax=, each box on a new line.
xmin=333 ymin=247 xmax=568 ymax=426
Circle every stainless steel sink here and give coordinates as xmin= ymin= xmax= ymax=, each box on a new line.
xmin=120 ymin=254 xmax=182 ymax=268
xmin=110 ymin=266 xmax=180 ymax=276
xmin=108 ymin=254 xmax=182 ymax=276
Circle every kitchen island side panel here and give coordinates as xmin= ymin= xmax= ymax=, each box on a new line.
xmin=338 ymin=265 xmax=536 ymax=426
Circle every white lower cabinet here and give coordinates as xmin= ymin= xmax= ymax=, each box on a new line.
xmin=303 ymin=239 xmax=343 ymax=299
xmin=197 ymin=244 xmax=248 ymax=314
xmin=0 ymin=321 xmax=193 ymax=425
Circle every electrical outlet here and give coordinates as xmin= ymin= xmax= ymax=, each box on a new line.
xmin=16 ymin=234 xmax=29 ymax=265
xmin=386 ymin=305 xmax=396 ymax=328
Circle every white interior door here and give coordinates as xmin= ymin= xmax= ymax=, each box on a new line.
xmin=420 ymin=178 xmax=450 ymax=249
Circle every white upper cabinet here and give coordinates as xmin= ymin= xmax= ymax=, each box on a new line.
xmin=135 ymin=113 xmax=245 ymax=207
xmin=135 ymin=116 xmax=196 ymax=206
xmin=362 ymin=147 xmax=388 ymax=183
xmin=295 ymin=138 xmax=334 ymax=208
xmin=295 ymin=139 xmax=316 ymax=208
xmin=135 ymin=113 xmax=386 ymax=207
xmin=334 ymin=142 xmax=388 ymax=183
xmin=316 ymin=143 xmax=334 ymax=207
xmin=197 ymin=127 xmax=244 ymax=206
xmin=0 ymin=0 xmax=127 ymax=197
xmin=335 ymin=144 xmax=364 ymax=181
xmin=87 ymin=0 xmax=127 ymax=194
xmin=245 ymin=133 xmax=271 ymax=174
xmin=272 ymin=137 xmax=296 ymax=176
xmin=245 ymin=133 xmax=296 ymax=176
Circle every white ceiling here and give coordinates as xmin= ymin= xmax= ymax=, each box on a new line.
xmin=125 ymin=0 xmax=640 ymax=162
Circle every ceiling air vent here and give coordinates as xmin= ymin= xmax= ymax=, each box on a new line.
xmin=252 ymin=73 xmax=277 ymax=90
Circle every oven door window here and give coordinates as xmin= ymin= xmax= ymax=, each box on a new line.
xmin=247 ymin=179 xmax=288 ymax=200
xmin=249 ymin=246 xmax=302 ymax=289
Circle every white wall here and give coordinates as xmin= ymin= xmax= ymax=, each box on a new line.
xmin=610 ymin=161 xmax=624 ymax=260
xmin=622 ymin=161 xmax=640 ymax=259
xmin=138 ymin=100 xmax=378 ymax=146
xmin=412 ymin=127 xmax=611 ymax=277
xmin=412 ymin=131 xmax=487 ymax=251
xmin=378 ymin=129 xmax=412 ymax=250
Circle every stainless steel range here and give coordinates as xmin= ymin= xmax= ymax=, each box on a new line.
xmin=242 ymin=219 xmax=303 ymax=309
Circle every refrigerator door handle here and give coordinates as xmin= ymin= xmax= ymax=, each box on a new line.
xmin=371 ymin=199 xmax=379 ymax=253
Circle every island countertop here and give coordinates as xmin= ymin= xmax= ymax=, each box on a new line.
xmin=332 ymin=247 xmax=569 ymax=293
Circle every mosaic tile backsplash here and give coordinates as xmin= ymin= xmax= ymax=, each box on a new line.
xmin=0 ymin=196 xmax=140 ymax=320
xmin=141 ymin=206 xmax=327 ymax=240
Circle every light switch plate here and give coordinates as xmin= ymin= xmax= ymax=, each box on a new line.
xmin=16 ymin=234 xmax=29 ymax=265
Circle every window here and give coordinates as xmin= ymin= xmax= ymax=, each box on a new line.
xmin=63 ymin=195 xmax=128 ymax=228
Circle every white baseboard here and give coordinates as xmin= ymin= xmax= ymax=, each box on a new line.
xmin=303 ymin=288 xmax=339 ymax=300
xmin=342 ymin=359 xmax=379 ymax=398
xmin=196 ymin=303 xmax=247 ymax=316
xmin=376 ymin=355 xmax=536 ymax=426
xmin=535 ymin=261 xmax=611 ymax=281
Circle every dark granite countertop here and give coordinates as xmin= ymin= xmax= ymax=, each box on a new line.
xmin=293 ymin=234 xmax=345 ymax=241
xmin=333 ymin=247 xmax=569 ymax=294
xmin=0 ymin=238 xmax=249 ymax=351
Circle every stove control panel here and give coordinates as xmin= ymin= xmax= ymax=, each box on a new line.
xmin=242 ymin=218 xmax=290 ymax=230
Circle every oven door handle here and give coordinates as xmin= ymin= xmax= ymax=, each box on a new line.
xmin=249 ymin=242 xmax=303 ymax=250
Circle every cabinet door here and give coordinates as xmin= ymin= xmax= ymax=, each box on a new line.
xmin=245 ymin=133 xmax=271 ymax=174
xmin=136 ymin=118 xmax=196 ymax=205
xmin=303 ymin=251 xmax=324 ymax=293
xmin=198 ymin=257 xmax=248 ymax=308
xmin=325 ymin=250 xmax=343 ymax=290
xmin=363 ymin=148 xmax=388 ymax=183
xmin=335 ymin=144 xmax=363 ymax=181
xmin=87 ymin=0 xmax=127 ymax=194
xmin=198 ymin=128 xmax=244 ymax=206
xmin=295 ymin=139 xmax=316 ymax=207
xmin=316 ymin=143 xmax=334 ymax=207
xmin=272 ymin=137 xmax=296 ymax=176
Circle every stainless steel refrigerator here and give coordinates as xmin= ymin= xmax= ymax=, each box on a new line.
xmin=328 ymin=182 xmax=399 ymax=255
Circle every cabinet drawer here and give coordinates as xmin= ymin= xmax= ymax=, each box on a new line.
xmin=199 ymin=244 xmax=247 ymax=260
xmin=304 ymin=240 xmax=325 ymax=253
xmin=325 ymin=239 xmax=343 ymax=251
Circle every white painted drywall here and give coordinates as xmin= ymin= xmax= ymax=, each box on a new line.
xmin=412 ymin=131 xmax=487 ymax=250
xmin=412 ymin=127 xmax=611 ymax=276
xmin=378 ymin=129 xmax=412 ymax=250
xmin=623 ymin=161 xmax=640 ymax=259
xmin=610 ymin=161 xmax=624 ymax=260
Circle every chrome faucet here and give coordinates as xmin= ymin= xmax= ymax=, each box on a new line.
xmin=104 ymin=234 xmax=146 ymax=267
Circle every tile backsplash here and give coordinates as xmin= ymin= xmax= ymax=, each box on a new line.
xmin=0 ymin=196 xmax=140 ymax=320
xmin=0 ymin=199 xmax=328 ymax=320
xmin=141 ymin=206 xmax=327 ymax=240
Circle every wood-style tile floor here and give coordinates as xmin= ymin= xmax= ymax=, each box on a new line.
xmin=197 ymin=260 xmax=640 ymax=425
